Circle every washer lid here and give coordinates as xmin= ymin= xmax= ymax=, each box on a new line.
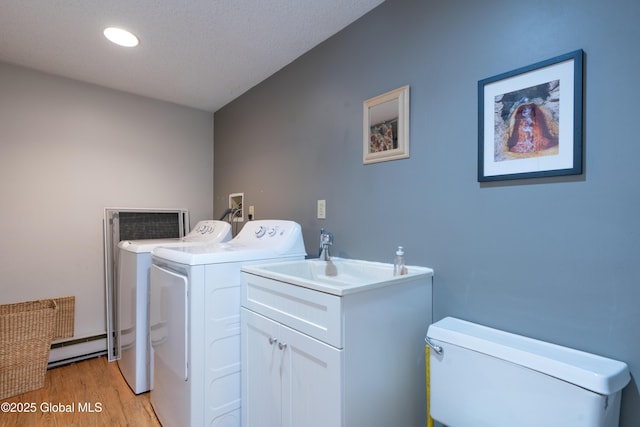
xmin=152 ymin=242 xmax=306 ymax=265
xmin=427 ymin=317 xmax=630 ymax=395
xmin=119 ymin=238 xmax=183 ymax=253
xmin=152 ymin=220 xmax=306 ymax=265
xmin=118 ymin=220 xmax=232 ymax=253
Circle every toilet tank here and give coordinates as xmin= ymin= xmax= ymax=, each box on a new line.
xmin=426 ymin=317 xmax=630 ymax=427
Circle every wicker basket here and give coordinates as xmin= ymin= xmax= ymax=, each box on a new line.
xmin=0 ymin=299 xmax=58 ymax=400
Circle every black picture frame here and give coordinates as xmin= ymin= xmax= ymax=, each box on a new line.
xmin=478 ymin=49 xmax=584 ymax=182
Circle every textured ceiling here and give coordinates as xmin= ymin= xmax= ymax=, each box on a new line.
xmin=0 ymin=0 xmax=384 ymax=112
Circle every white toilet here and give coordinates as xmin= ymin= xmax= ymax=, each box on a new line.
xmin=426 ymin=317 xmax=630 ymax=427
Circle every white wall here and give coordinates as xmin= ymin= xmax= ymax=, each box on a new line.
xmin=0 ymin=62 xmax=214 ymax=341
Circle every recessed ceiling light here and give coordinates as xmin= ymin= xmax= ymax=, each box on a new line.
xmin=103 ymin=27 xmax=139 ymax=47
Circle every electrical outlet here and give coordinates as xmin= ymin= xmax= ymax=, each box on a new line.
xmin=317 ymin=200 xmax=326 ymax=219
xmin=249 ymin=205 xmax=255 ymax=219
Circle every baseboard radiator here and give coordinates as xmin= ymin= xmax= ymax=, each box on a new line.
xmin=48 ymin=334 xmax=107 ymax=368
xmin=45 ymin=296 xmax=107 ymax=368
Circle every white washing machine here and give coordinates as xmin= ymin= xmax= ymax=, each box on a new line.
xmin=149 ymin=220 xmax=306 ymax=427
xmin=117 ymin=219 xmax=232 ymax=394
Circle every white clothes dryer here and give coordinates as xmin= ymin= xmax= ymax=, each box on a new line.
xmin=116 ymin=219 xmax=232 ymax=394
xmin=149 ymin=220 xmax=306 ymax=427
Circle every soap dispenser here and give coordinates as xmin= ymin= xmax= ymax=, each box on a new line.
xmin=393 ymin=246 xmax=408 ymax=276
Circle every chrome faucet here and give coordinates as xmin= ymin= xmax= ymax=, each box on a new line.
xmin=319 ymin=228 xmax=325 ymax=257
xmin=319 ymin=228 xmax=333 ymax=261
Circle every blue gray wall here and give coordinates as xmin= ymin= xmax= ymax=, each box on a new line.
xmin=214 ymin=0 xmax=639 ymax=423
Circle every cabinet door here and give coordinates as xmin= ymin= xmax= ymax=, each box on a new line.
xmin=241 ymin=308 xmax=282 ymax=427
xmin=280 ymin=324 xmax=343 ymax=427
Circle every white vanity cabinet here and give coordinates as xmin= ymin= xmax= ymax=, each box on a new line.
xmin=241 ymin=264 xmax=433 ymax=427
xmin=242 ymin=308 xmax=342 ymax=427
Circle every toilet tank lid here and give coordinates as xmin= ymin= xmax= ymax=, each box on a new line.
xmin=427 ymin=317 xmax=630 ymax=395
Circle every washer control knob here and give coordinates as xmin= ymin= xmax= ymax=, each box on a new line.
xmin=254 ymin=226 xmax=266 ymax=238
xmin=268 ymin=227 xmax=277 ymax=237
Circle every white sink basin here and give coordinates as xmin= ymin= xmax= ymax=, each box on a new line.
xmin=242 ymin=257 xmax=433 ymax=295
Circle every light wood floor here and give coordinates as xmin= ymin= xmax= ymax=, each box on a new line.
xmin=0 ymin=356 xmax=161 ymax=427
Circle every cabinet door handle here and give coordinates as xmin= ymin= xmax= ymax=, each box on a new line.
xmin=278 ymin=342 xmax=287 ymax=350
xmin=269 ymin=337 xmax=278 ymax=345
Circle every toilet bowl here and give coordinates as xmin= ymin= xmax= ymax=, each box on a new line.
xmin=426 ymin=317 xmax=630 ymax=427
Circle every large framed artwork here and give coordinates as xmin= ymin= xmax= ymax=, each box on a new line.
xmin=478 ymin=50 xmax=583 ymax=182
xmin=363 ymin=85 xmax=410 ymax=164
